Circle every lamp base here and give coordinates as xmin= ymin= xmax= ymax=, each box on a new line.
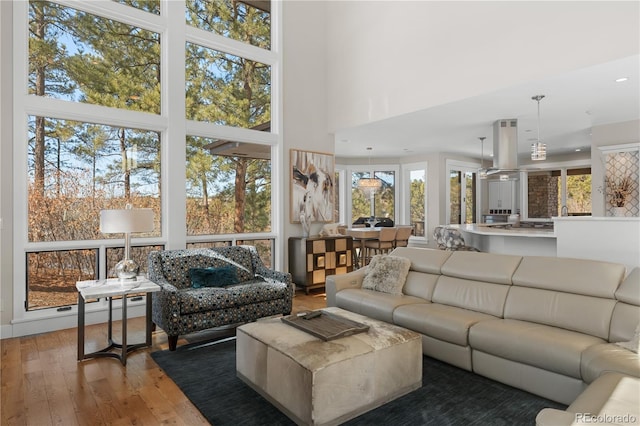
xmin=115 ymin=259 xmax=139 ymax=282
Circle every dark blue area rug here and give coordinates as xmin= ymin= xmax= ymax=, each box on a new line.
xmin=151 ymin=338 xmax=565 ymax=425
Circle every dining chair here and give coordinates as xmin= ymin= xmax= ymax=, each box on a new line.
xmin=349 ymin=224 xmax=367 ymax=268
xmin=394 ymin=225 xmax=413 ymax=248
xmin=364 ymin=227 xmax=397 ymax=264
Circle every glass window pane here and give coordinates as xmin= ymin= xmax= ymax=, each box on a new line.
xmin=234 ymin=239 xmax=273 ymax=268
xmin=410 ymin=170 xmax=425 ymax=236
xmin=450 ymin=170 xmax=461 ymax=224
xmin=186 ymin=0 xmax=271 ymax=49
xmin=374 ymin=171 xmax=395 ymax=219
xmin=112 ymin=0 xmax=160 ymax=15
xmin=352 ymin=171 xmax=372 ymax=222
xmin=566 ymin=170 xmax=592 ymax=216
xmin=106 ymin=245 xmax=164 ymax=279
xmin=28 ymin=116 xmax=161 ymax=242
xmin=27 ymin=249 xmax=97 ymax=311
xmin=29 ymin=1 xmax=160 ymax=114
xmin=186 ymin=137 xmax=271 ymax=235
xmin=185 ymin=42 xmax=271 ymax=129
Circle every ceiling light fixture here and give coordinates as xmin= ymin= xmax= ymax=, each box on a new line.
xmin=357 ymin=147 xmax=382 ymax=196
xmin=615 ymin=77 xmax=628 ymax=83
xmin=478 ymin=136 xmax=488 ymax=179
xmin=531 ymin=95 xmax=546 ymax=161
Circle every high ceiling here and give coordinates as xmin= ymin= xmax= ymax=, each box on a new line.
xmin=334 ymin=55 xmax=639 ymax=163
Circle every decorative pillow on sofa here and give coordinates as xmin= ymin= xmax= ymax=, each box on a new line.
xmin=362 ymin=255 xmax=411 ymax=295
xmin=616 ymin=323 xmax=640 ymax=353
xmin=189 ymin=266 xmax=240 ymax=288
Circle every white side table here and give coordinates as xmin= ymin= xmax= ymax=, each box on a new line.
xmin=76 ymin=277 xmax=160 ymax=366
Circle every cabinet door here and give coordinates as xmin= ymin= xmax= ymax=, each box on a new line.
xmin=488 ymin=181 xmax=502 ymax=210
xmin=500 ymin=182 xmax=513 ymax=211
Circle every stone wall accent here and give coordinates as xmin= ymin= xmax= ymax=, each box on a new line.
xmin=528 ymin=175 xmax=559 ymax=218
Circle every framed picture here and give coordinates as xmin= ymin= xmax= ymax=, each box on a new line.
xmin=290 ymin=149 xmax=335 ymax=223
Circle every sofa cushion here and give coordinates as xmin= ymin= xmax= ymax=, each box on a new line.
xmin=179 ymin=278 xmax=287 ymax=315
xmin=402 ymin=270 xmax=440 ymax=301
xmin=616 ymin=267 xmax=640 ymax=305
xmin=581 ymin=343 xmax=640 ymax=383
xmin=432 ymin=276 xmax=510 ymax=318
xmin=393 ymin=303 xmax=499 ymax=346
xmin=362 ymin=255 xmax=411 ymax=295
xmin=504 ymin=286 xmax=616 ymax=340
xmin=440 ymin=251 xmax=522 ymax=285
xmin=335 ymin=288 xmax=425 ymax=324
xmin=512 ymin=256 xmax=625 ymax=298
xmin=189 ymin=266 xmax=239 ymax=288
xmin=616 ymin=323 xmax=640 ymax=353
xmin=469 ymin=319 xmax=605 ymax=378
xmin=389 ymin=247 xmax=452 ymax=274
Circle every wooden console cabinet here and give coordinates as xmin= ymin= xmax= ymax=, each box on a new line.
xmin=288 ymin=236 xmax=354 ymax=294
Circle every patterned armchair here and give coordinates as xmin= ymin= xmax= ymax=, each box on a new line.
xmin=433 ymin=226 xmax=481 ymax=251
xmin=148 ymin=246 xmax=293 ymax=351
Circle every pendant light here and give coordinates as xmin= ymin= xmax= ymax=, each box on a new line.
xmin=531 ymin=95 xmax=546 ymax=161
xmin=478 ymin=136 xmax=488 ymax=179
xmin=357 ymin=147 xmax=382 ymax=195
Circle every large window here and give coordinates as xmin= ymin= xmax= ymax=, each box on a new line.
xmin=14 ymin=1 xmax=279 ymax=320
xmin=527 ymin=168 xmax=591 ymax=218
xmin=351 ymin=170 xmax=395 ymax=224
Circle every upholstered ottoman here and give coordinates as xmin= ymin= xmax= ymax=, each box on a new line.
xmin=236 ymin=307 xmax=422 ymax=426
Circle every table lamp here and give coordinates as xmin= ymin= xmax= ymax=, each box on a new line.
xmin=100 ymin=206 xmax=154 ymax=282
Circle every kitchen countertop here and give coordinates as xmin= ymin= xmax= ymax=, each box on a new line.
xmin=449 ymin=223 xmax=556 ymax=238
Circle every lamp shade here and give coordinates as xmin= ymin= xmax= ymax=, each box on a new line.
xmin=100 ymin=208 xmax=154 ymax=234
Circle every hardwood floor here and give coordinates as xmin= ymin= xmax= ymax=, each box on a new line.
xmin=0 ymin=289 xmax=328 ymax=426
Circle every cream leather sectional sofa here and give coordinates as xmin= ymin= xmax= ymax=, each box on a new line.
xmin=325 ymin=247 xmax=639 ymax=419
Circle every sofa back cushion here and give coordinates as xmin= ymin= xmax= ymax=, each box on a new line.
xmin=403 ymin=271 xmax=440 ymax=301
xmin=512 ymin=256 xmax=625 ymax=298
xmin=440 ymin=251 xmax=523 ymax=285
xmin=504 ymin=286 xmax=616 ymax=339
xmin=390 ymin=247 xmax=452 ymax=274
xmin=610 ymin=268 xmax=640 ymax=342
xmin=432 ymin=276 xmax=511 ymax=317
xmin=158 ymin=247 xmax=255 ymax=289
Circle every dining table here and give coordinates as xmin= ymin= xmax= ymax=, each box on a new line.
xmin=345 ymin=227 xmax=381 ymax=268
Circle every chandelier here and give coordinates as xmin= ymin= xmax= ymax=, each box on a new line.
xmin=531 ymin=95 xmax=546 ymax=161
xmin=357 ymin=147 xmax=382 ymax=195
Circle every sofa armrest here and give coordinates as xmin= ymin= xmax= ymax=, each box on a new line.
xmin=535 ymin=409 xmax=575 ymax=426
xmin=326 ymin=268 xmax=367 ymax=307
xmin=255 ymin=264 xmax=292 ymax=286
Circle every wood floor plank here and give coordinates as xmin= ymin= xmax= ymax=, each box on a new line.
xmin=1 ymin=289 xmax=326 ymax=426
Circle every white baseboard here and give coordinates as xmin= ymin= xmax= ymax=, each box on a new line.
xmin=0 ymin=323 xmax=13 ymax=339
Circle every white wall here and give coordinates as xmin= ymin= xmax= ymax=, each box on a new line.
xmin=325 ymin=1 xmax=640 ymax=132
xmin=282 ymin=1 xmax=334 ymax=243
xmin=555 ymin=217 xmax=640 ymax=273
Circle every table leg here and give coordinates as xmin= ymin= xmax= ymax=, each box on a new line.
xmin=145 ymin=292 xmax=153 ymax=347
xmin=121 ymin=294 xmax=127 ymax=366
xmin=77 ymin=293 xmax=85 ymax=361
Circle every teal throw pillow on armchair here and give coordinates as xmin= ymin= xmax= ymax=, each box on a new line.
xmin=189 ymin=266 xmax=240 ymax=288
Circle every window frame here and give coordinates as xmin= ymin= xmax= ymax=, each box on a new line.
xmin=11 ymin=0 xmax=282 ymax=330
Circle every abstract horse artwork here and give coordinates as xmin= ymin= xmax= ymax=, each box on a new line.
xmin=290 ymin=149 xmax=335 ymax=229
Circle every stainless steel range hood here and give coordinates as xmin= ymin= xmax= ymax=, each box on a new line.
xmin=486 ymin=119 xmax=519 ymax=176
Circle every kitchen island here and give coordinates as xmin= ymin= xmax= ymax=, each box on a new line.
xmin=449 ymin=223 xmax=557 ymax=256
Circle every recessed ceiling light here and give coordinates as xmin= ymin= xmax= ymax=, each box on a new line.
xmin=615 ymin=77 xmax=628 ymax=83
xmin=575 ymin=148 xmax=581 ymax=152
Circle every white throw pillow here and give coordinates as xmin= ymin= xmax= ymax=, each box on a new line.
xmin=362 ymin=255 xmax=411 ymax=295
xmin=616 ymin=323 xmax=640 ymax=354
